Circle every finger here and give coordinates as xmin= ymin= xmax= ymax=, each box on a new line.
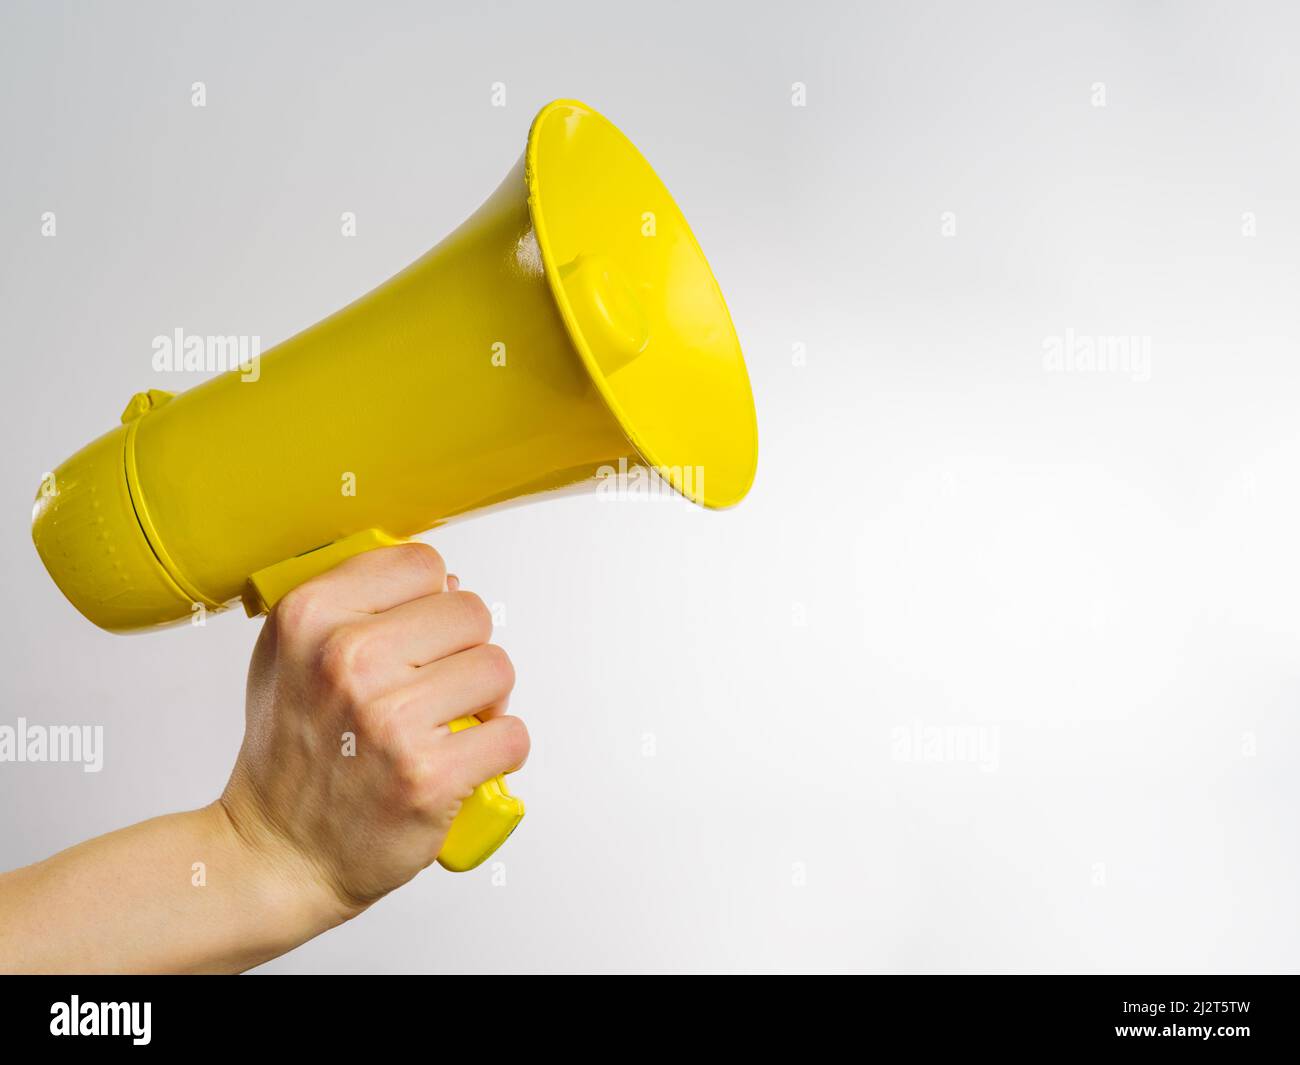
xmin=364 ymin=589 xmax=493 ymax=668
xmin=381 ymin=645 xmax=515 ymax=728
xmin=299 ymin=542 xmax=447 ymax=616
xmin=437 ymin=716 xmax=531 ymax=792
xmin=446 ymin=573 xmax=460 ymax=591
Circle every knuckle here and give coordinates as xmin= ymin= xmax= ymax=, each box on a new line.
xmin=317 ymin=624 xmax=378 ymax=694
xmin=272 ymin=584 xmax=328 ymax=635
xmin=498 ymin=715 xmax=530 ymax=765
xmin=478 ymin=643 xmax=516 ymax=692
xmin=395 ymin=541 xmax=445 ymax=584
xmin=391 ymin=748 xmax=431 ymax=803
xmin=354 ymin=692 xmax=399 ymax=741
xmin=452 ymin=591 xmax=493 ymax=642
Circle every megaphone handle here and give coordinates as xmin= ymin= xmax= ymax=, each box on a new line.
xmin=242 ymin=529 xmax=525 ymax=873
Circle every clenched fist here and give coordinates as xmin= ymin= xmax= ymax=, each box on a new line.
xmin=220 ymin=543 xmax=529 ymax=916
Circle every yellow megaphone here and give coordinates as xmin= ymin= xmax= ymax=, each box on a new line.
xmin=31 ymin=99 xmax=758 ymax=872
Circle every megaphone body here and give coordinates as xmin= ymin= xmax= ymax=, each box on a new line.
xmin=32 ymin=100 xmax=758 ymax=871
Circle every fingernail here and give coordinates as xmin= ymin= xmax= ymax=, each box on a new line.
xmin=446 ymin=574 xmax=460 ymax=591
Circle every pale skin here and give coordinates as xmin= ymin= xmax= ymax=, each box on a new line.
xmin=0 ymin=544 xmax=529 ymax=974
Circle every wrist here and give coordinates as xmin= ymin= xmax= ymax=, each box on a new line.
xmin=206 ymin=796 xmax=360 ymax=950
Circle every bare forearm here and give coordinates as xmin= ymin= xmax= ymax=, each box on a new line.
xmin=0 ymin=802 xmax=347 ymax=974
xmin=0 ymin=547 xmax=523 ymax=974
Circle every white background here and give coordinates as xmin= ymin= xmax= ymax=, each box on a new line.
xmin=1 ymin=0 xmax=1297 ymax=973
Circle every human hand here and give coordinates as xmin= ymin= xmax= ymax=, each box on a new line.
xmin=220 ymin=543 xmax=528 ymax=919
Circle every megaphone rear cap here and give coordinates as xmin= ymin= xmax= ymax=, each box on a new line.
xmin=32 ymin=424 xmax=195 ymax=632
xmin=525 ymin=100 xmax=758 ymax=509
